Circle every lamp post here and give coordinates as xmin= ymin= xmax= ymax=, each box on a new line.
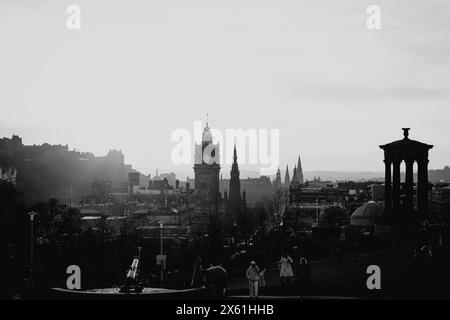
xmin=137 ymin=246 xmax=142 ymax=259
xmin=159 ymin=221 xmax=164 ymax=288
xmin=28 ymin=211 xmax=37 ymax=286
xmin=137 ymin=246 xmax=142 ymax=276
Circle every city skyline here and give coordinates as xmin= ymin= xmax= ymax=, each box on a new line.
xmin=1 ymin=0 xmax=450 ymax=174
xmin=0 ymin=129 xmax=443 ymax=181
xmin=1 ymin=0 xmax=450 ymax=303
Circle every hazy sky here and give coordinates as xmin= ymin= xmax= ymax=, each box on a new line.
xmin=1 ymin=0 xmax=449 ymax=178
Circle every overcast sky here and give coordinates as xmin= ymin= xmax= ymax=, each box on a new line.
xmin=1 ymin=0 xmax=449 ymax=178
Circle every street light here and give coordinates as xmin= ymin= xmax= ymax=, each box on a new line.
xmin=28 ymin=211 xmax=38 ymax=286
xmin=137 ymin=246 xmax=142 ymax=285
xmin=159 ymin=221 xmax=164 ymax=288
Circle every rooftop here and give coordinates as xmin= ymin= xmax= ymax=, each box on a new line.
xmin=379 ymin=128 xmax=433 ymax=151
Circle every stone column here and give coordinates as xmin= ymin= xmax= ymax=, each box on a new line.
xmin=405 ymin=159 xmax=414 ymax=211
xmin=392 ymin=159 xmax=401 ymax=211
xmin=417 ymin=157 xmax=429 ymax=213
xmin=384 ymin=159 xmax=392 ymax=212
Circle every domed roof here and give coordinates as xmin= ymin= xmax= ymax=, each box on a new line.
xmin=351 ymin=201 xmax=384 ymax=219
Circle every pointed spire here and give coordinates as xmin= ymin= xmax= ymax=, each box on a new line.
xmin=284 ymin=165 xmax=290 ymax=186
xmin=229 ymin=143 xmax=241 ymax=207
xmin=297 ymin=155 xmax=304 ymax=184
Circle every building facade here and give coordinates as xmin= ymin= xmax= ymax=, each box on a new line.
xmin=193 ymin=122 xmax=221 ymax=204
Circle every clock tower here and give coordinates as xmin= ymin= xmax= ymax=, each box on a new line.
xmin=194 ymin=121 xmax=221 ymax=204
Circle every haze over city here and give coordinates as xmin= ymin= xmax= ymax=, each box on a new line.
xmin=2 ymin=0 xmax=450 ymax=304
xmin=1 ymin=0 xmax=449 ymax=176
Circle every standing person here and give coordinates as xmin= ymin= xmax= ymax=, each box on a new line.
xmin=279 ymin=253 xmax=294 ymax=284
xmin=258 ymin=268 xmax=266 ymax=294
xmin=246 ymin=261 xmax=260 ymax=298
xmin=191 ymin=256 xmax=204 ymax=288
xmin=295 ymin=258 xmax=312 ymax=298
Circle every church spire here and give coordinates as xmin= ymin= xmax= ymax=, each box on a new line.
xmin=291 ymin=165 xmax=297 ymax=184
xmin=297 ymin=155 xmax=304 ymax=184
xmin=284 ymin=165 xmax=290 ymax=186
xmin=229 ymin=143 xmax=241 ymax=210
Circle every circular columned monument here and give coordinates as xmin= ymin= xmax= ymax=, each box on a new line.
xmin=379 ymin=128 xmax=433 ymax=221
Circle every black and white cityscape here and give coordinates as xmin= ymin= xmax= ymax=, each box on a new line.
xmin=1 ymin=0 xmax=450 ymax=303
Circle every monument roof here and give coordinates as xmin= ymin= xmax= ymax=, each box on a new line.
xmin=379 ymin=128 xmax=433 ymax=151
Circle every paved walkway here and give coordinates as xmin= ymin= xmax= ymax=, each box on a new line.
xmin=226 ymin=247 xmax=411 ymax=298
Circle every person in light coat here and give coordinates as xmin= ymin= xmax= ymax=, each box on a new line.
xmin=279 ymin=253 xmax=294 ymax=284
xmin=246 ymin=261 xmax=260 ymax=298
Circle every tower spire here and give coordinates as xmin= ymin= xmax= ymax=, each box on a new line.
xmin=229 ymin=143 xmax=242 ymax=213
xmin=284 ymin=165 xmax=290 ymax=186
xmin=297 ymin=155 xmax=304 ymax=184
xmin=292 ymin=165 xmax=297 ymax=184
